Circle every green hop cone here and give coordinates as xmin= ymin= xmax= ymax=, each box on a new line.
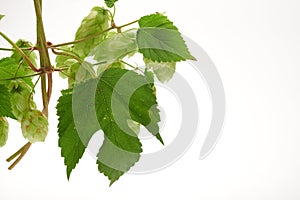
xmin=8 ymin=80 xmax=36 ymax=121
xmin=0 ymin=117 xmax=9 ymax=147
xmin=8 ymin=79 xmax=32 ymax=95
xmin=73 ymin=6 xmax=110 ymax=58
xmin=21 ymin=110 xmax=48 ymax=143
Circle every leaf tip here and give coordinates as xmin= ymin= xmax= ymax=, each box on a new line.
xmin=66 ymin=168 xmax=72 ymax=181
xmin=189 ymin=55 xmax=197 ymax=61
xmin=155 ymin=133 xmax=164 ymax=145
xmin=109 ymin=180 xmax=116 ymax=187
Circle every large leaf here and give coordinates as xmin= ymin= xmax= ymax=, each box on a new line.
xmin=137 ymin=13 xmax=195 ymax=62
xmin=57 ymin=89 xmax=97 ymax=179
xmin=0 ymin=84 xmax=15 ymax=119
xmin=57 ymin=68 xmax=161 ymax=184
xmin=73 ymin=7 xmax=110 ymax=58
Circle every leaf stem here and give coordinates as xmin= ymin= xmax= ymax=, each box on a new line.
xmin=49 ymin=27 xmax=114 ymax=48
xmin=6 ymin=144 xmax=27 ymax=162
xmin=7 ymin=142 xmax=32 ymax=170
xmin=51 ymin=48 xmax=96 ymax=78
xmin=49 ymin=19 xmax=139 ymax=48
xmin=116 ymin=20 xmax=139 ymax=29
xmin=51 ymin=48 xmax=83 ymax=63
xmin=28 ymin=76 xmax=41 ymax=109
xmin=121 ymin=60 xmax=143 ymax=72
xmin=47 ymin=73 xmax=52 ymax=103
xmin=0 ymin=47 xmax=35 ymax=51
xmin=0 ymin=72 xmax=43 ymax=81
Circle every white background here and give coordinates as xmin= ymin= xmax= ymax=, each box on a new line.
xmin=1 ymin=0 xmax=300 ymax=199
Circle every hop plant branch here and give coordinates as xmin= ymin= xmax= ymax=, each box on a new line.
xmin=6 ymin=0 xmax=53 ymax=170
xmin=0 ymin=0 xmax=195 ymax=185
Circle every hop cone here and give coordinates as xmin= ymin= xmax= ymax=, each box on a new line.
xmin=21 ymin=110 xmax=48 ymax=143
xmin=8 ymin=80 xmax=36 ymax=121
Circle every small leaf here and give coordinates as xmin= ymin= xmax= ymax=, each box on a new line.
xmin=137 ymin=13 xmax=195 ymax=62
xmin=0 ymin=117 xmax=9 ymax=148
xmin=11 ymin=40 xmax=37 ymax=68
xmin=0 ymin=14 xmax=4 ymax=21
xmin=0 ymin=84 xmax=15 ymax=119
xmin=145 ymin=59 xmax=176 ymax=83
xmin=104 ymin=0 xmax=118 ymax=8
xmin=73 ymin=7 xmax=110 ymax=58
xmin=86 ymin=30 xmax=138 ymax=74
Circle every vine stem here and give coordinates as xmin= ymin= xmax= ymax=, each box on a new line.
xmin=34 ymin=0 xmax=52 ymax=117
xmin=6 ymin=0 xmax=52 ymax=170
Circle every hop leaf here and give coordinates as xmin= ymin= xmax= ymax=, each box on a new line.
xmin=21 ymin=110 xmax=48 ymax=143
xmin=57 ymin=68 xmax=162 ymax=184
xmin=0 ymin=84 xmax=15 ymax=119
xmin=137 ymin=13 xmax=195 ymax=62
xmin=0 ymin=57 xmax=35 ymax=87
xmin=0 ymin=117 xmax=9 ymax=147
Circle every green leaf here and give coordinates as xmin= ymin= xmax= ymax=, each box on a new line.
xmin=57 ymin=89 xmax=97 ymax=179
xmin=0 ymin=57 xmax=34 ymax=87
xmin=145 ymin=59 xmax=176 ymax=83
xmin=0 ymin=117 xmax=9 ymax=148
xmin=87 ymin=30 xmax=138 ymax=74
xmin=137 ymin=13 xmax=195 ymax=62
xmin=57 ymin=68 xmax=161 ymax=184
xmin=104 ymin=0 xmax=118 ymax=8
xmin=0 ymin=14 xmax=4 ymax=21
xmin=0 ymin=85 xmax=15 ymax=119
xmin=73 ymin=7 xmax=110 ymax=58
